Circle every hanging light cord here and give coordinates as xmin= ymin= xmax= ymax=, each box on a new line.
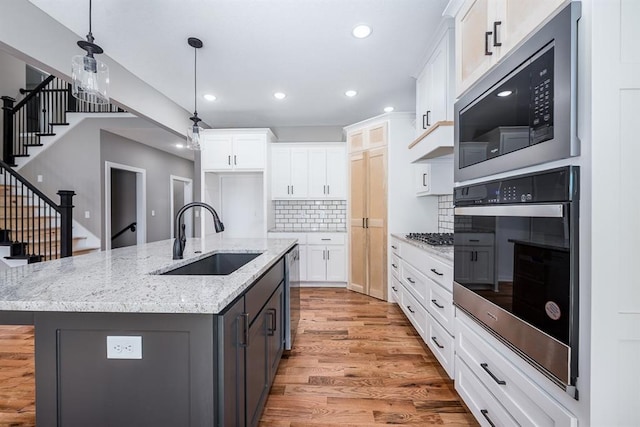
xmin=193 ymin=46 xmax=198 ymax=115
xmin=87 ymin=0 xmax=94 ymax=42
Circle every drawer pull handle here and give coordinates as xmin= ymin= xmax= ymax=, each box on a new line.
xmin=391 ymin=245 xmax=398 ymax=250
xmin=392 ymin=286 xmax=398 ymax=291
xmin=321 ymin=238 xmax=331 ymax=241
xmin=481 ymin=363 xmax=507 ymax=385
xmin=430 ymin=268 xmax=444 ymax=276
xmin=406 ymin=277 xmax=415 ymax=284
xmin=480 ymin=409 xmax=496 ymax=427
xmin=240 ymin=313 xmax=250 ymax=347
xmin=407 ymin=305 xmax=415 ymax=314
xmin=392 ymin=263 xmax=398 ymax=269
xmin=469 ymin=239 xmax=480 ymax=242
xmin=431 ymin=336 xmax=444 ymax=349
xmin=431 ymin=299 xmax=444 ymax=309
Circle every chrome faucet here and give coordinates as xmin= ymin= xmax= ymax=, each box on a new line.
xmin=173 ymin=202 xmax=224 ymax=259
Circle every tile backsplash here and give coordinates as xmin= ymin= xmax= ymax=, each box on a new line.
xmin=438 ymin=194 xmax=454 ymax=233
xmin=274 ymin=200 xmax=346 ymax=230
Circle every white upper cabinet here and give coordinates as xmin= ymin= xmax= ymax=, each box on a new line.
xmin=271 ymin=146 xmax=308 ymax=199
xmin=415 ymin=26 xmax=454 ymax=135
xmin=455 ymin=0 xmax=565 ymax=96
xmin=201 ymin=130 xmax=271 ymax=171
xmin=308 ymin=146 xmax=347 ymax=199
xmin=271 ymin=143 xmax=346 ymax=200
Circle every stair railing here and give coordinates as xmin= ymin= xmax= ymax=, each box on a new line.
xmin=2 ymin=74 xmax=124 ymax=165
xmin=0 ymin=159 xmax=74 ymax=262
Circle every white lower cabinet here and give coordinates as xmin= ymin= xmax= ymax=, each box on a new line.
xmin=306 ymin=233 xmax=346 ymax=282
xmin=390 ymin=236 xmax=455 ymax=379
xmin=456 ymin=311 xmax=578 ymax=426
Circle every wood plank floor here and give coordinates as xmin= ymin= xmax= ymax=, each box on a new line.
xmin=0 ymin=288 xmax=477 ymax=426
xmin=259 ymin=288 xmax=477 ymax=426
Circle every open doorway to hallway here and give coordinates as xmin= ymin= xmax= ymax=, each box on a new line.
xmin=104 ymin=162 xmax=147 ymax=250
xmin=170 ymin=175 xmax=193 ymax=238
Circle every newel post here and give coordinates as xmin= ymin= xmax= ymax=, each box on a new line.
xmin=57 ymin=190 xmax=75 ymax=258
xmin=2 ymin=96 xmax=15 ymax=165
xmin=66 ymin=83 xmax=77 ymax=113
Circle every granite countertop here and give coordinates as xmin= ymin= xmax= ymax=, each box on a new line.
xmin=268 ymin=228 xmax=346 ymax=233
xmin=0 ymin=236 xmax=296 ymax=315
xmin=390 ymin=233 xmax=454 ymax=263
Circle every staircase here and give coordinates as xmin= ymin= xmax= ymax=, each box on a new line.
xmin=0 ymin=74 xmax=122 ymax=267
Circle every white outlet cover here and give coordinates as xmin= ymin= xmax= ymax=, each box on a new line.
xmin=84 ymin=211 xmax=90 ymax=219
xmin=106 ymin=336 xmax=142 ymax=359
xmin=37 ymin=175 xmax=43 ymax=182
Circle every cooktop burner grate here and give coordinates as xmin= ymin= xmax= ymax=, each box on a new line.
xmin=405 ymin=232 xmax=454 ymax=246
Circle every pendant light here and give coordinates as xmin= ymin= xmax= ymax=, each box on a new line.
xmin=71 ymin=0 xmax=109 ymax=104
xmin=186 ymin=37 xmax=203 ymax=151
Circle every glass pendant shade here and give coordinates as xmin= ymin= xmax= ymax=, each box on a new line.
xmin=72 ymin=54 xmax=109 ymax=104
xmin=187 ymin=123 xmax=203 ymax=150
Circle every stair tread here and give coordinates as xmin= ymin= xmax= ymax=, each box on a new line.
xmin=13 ymin=154 xmax=30 ymax=158
xmin=35 ymin=132 xmax=55 ymax=137
xmin=24 ymin=143 xmax=44 ymax=147
xmin=49 ymin=122 xmax=69 ymax=126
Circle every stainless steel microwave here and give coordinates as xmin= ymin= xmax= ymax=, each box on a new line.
xmin=454 ymin=2 xmax=581 ymax=182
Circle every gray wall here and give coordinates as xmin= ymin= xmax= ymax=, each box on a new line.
xmin=101 ymin=131 xmax=194 ymax=245
xmin=0 ymin=49 xmax=26 ymax=154
xmin=18 ymin=118 xmax=194 ymax=247
xmin=271 ymin=126 xmax=344 ymax=142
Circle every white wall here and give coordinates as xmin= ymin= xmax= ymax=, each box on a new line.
xmin=0 ymin=0 xmax=191 ymax=138
xmin=0 ymin=49 xmax=26 ymax=154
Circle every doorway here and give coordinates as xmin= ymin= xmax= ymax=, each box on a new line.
xmin=104 ymin=162 xmax=146 ymax=250
xmin=170 ymin=175 xmax=193 ymax=238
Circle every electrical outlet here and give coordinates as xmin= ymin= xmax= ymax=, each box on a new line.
xmin=106 ymin=336 xmax=142 ymax=359
xmin=151 ymin=210 xmax=155 ymax=216
xmin=37 ymin=175 xmax=43 ymax=182
xmin=85 ymin=211 xmax=90 ymax=219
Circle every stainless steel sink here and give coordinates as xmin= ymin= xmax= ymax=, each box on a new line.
xmin=161 ymin=252 xmax=262 ymax=276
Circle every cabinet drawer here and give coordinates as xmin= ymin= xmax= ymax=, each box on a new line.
xmin=390 ymin=254 xmax=400 ymax=280
xmin=267 ymin=232 xmax=308 ymax=244
xmin=424 ymin=254 xmax=453 ymax=292
xmin=307 ymin=233 xmax=345 ymax=245
xmin=455 ymin=355 xmax=518 ymax=427
xmin=400 ymin=260 xmax=429 ymax=306
xmin=456 ymin=315 xmax=578 ymax=427
xmin=390 ymin=276 xmax=402 ymax=304
xmin=400 ymin=286 xmax=427 ymax=340
xmin=427 ymin=280 xmax=454 ymax=335
xmin=390 ymin=239 xmax=401 ymax=257
xmin=456 ymin=232 xmax=494 ymax=246
xmin=426 ymin=312 xmax=454 ymax=379
xmin=245 ymin=259 xmax=284 ymax=325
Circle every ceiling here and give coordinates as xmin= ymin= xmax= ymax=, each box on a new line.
xmin=28 ymin=0 xmax=449 ymax=132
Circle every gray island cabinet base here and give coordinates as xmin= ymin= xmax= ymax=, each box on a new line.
xmin=33 ymin=258 xmax=285 ymax=427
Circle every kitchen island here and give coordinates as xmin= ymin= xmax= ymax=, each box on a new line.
xmin=0 ymin=235 xmax=297 ymax=427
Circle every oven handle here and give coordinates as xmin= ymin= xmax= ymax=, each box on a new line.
xmin=454 ymin=204 xmax=564 ymax=218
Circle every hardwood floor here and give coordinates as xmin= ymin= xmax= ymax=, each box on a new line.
xmin=0 ymin=288 xmax=476 ymax=426
xmin=0 ymin=325 xmax=35 ymax=427
xmin=259 ymin=288 xmax=477 ymax=426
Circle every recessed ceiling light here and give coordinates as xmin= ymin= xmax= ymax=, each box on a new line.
xmin=384 ymin=106 xmax=394 ymax=113
xmin=352 ymin=24 xmax=372 ymax=39
xmin=175 ymin=143 xmax=185 ymax=149
xmin=274 ymin=92 xmax=286 ymax=100
xmin=345 ymin=90 xmax=357 ymax=97
xmin=497 ymin=90 xmax=513 ymax=97
xmin=203 ymin=94 xmax=216 ymax=101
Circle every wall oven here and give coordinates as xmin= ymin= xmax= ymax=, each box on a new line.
xmin=454 ymin=2 xmax=581 ymax=182
xmin=453 ymin=166 xmax=579 ymax=396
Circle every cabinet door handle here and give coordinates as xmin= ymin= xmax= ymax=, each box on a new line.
xmin=392 ymin=263 xmax=398 ymax=269
xmin=291 ymin=185 xmax=294 ymax=194
xmin=430 ymin=268 xmax=444 ymax=276
xmin=234 ymin=155 xmax=237 ymax=165
xmin=423 ymin=173 xmax=428 ymax=187
xmin=327 ymin=185 xmax=330 ymax=194
xmin=431 ymin=336 xmax=445 ymax=349
xmin=422 ymin=114 xmax=428 ymax=129
xmin=391 ymin=245 xmax=398 ymax=250
xmin=240 ymin=313 xmax=250 ymax=347
xmin=431 ymin=299 xmax=444 ymax=309
xmin=365 ymin=218 xmax=369 ymax=228
xmin=426 ymin=110 xmax=431 ymax=127
xmin=470 ymin=251 xmax=474 ymax=261
xmin=392 ymin=286 xmax=398 ymax=291
xmin=327 ymin=249 xmax=330 ymax=260
xmin=493 ymin=21 xmax=502 ymax=47
xmin=323 ymin=250 xmax=326 ymax=260
xmin=406 ymin=277 xmax=415 ymax=284
xmin=480 ymin=363 xmax=507 ymax=385
xmin=323 ymin=185 xmax=326 ymax=194
xmin=228 ymin=155 xmax=231 ymax=165
xmin=485 ymin=31 xmax=493 ymax=55
xmin=407 ymin=305 xmax=415 ymax=314
xmin=480 ymin=409 xmax=496 ymax=427
xmin=362 ymin=218 xmax=365 ymax=228
xmin=267 ymin=308 xmax=277 ymax=336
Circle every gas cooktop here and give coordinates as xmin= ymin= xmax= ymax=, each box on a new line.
xmin=405 ymin=233 xmax=454 ymax=246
